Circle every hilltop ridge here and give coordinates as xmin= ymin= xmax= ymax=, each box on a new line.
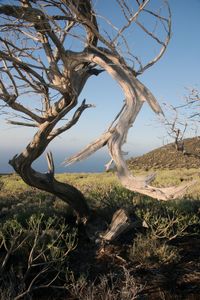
xmin=128 ymin=137 xmax=200 ymax=170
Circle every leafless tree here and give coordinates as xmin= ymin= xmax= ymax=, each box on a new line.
xmin=161 ymin=103 xmax=188 ymax=153
xmin=0 ymin=0 xmax=194 ymax=222
xmin=160 ymin=88 xmax=200 ymax=154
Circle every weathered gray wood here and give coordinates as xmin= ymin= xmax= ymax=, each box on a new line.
xmin=100 ymin=208 xmax=145 ymax=242
xmin=64 ymin=49 xmax=196 ymax=200
xmin=100 ymin=209 xmax=132 ymax=242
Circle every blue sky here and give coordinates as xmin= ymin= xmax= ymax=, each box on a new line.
xmin=1 ymin=0 xmax=200 ymax=173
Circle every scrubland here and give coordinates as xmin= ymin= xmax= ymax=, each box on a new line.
xmin=0 ymin=169 xmax=199 ymax=299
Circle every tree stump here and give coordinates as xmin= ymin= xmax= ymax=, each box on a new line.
xmin=100 ymin=208 xmax=142 ymax=242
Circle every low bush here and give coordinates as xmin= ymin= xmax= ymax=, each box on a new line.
xmin=0 ymin=214 xmax=77 ymax=299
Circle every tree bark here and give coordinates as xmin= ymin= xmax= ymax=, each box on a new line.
xmin=9 ymin=156 xmax=90 ymax=222
xmin=9 ymin=123 xmax=90 ymax=222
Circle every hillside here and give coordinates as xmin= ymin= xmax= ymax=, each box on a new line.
xmin=129 ymin=137 xmax=200 ymax=170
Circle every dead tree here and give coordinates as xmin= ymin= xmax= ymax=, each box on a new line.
xmin=162 ymin=104 xmax=188 ymax=153
xmin=0 ymin=0 xmax=194 ymax=222
xmin=161 ymin=89 xmax=200 ymax=154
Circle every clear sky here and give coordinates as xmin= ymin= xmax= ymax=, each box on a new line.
xmin=0 ymin=0 xmax=200 ymax=173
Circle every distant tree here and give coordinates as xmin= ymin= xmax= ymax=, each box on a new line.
xmin=160 ymin=89 xmax=200 ymax=154
xmin=162 ymin=103 xmax=188 ymax=153
xmin=0 ymin=0 xmax=192 ymax=222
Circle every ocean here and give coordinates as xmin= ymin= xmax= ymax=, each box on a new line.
xmin=0 ymin=150 xmax=112 ymax=174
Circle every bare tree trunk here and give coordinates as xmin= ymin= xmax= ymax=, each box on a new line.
xmin=9 ymin=125 xmax=90 ymax=222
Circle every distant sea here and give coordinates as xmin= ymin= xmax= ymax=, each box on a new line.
xmin=0 ymin=150 xmax=114 ymax=174
xmin=0 ymin=145 xmax=145 ymax=174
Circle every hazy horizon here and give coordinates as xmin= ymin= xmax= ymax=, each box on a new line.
xmin=0 ymin=144 xmax=155 ymax=174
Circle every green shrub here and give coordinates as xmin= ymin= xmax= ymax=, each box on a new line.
xmin=134 ymin=198 xmax=200 ymax=240
xmin=0 ymin=214 xmax=77 ymax=299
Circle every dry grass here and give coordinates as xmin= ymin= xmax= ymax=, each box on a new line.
xmin=1 ymin=167 xmax=199 ymax=198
